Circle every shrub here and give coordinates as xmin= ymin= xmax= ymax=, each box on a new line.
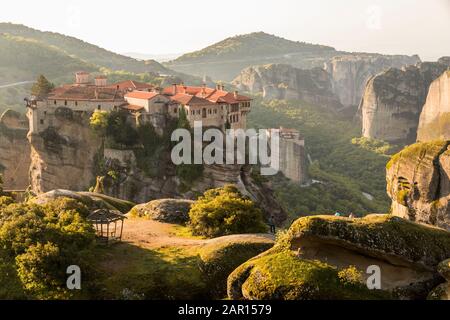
xmin=0 ymin=199 xmax=96 ymax=299
xmin=188 ymin=185 xmax=267 ymax=237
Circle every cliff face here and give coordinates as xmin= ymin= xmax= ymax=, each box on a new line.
xmin=324 ymin=54 xmax=420 ymax=107
xmin=360 ymin=60 xmax=449 ymax=144
xmin=0 ymin=110 xmax=30 ymax=190
xmin=417 ymin=71 xmax=450 ymax=142
xmin=386 ymin=141 xmax=450 ymax=231
xmin=232 ymin=64 xmax=341 ymax=109
xmin=28 ymin=109 xmax=101 ymax=193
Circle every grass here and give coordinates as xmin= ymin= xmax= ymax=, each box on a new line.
xmin=229 ymin=250 xmax=391 ymax=300
xmin=169 ymin=225 xmax=206 ymax=240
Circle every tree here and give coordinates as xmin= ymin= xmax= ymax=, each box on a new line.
xmin=89 ymin=110 xmax=109 ymax=137
xmin=188 ymin=185 xmax=267 ymax=237
xmin=31 ymin=75 xmax=54 ymax=98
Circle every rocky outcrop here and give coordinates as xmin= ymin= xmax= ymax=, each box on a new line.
xmin=360 ymin=60 xmax=450 ymax=144
xmin=228 ymin=214 xmax=450 ymax=300
xmin=29 ymin=110 xmax=102 ymax=193
xmin=386 ymin=141 xmax=450 ymax=231
xmin=31 ymin=189 xmax=135 ymax=213
xmin=198 ymin=234 xmax=274 ymax=298
xmin=325 ymin=54 xmax=420 ymax=107
xmin=0 ymin=110 xmax=30 ymax=190
xmin=129 ymin=198 xmax=194 ymax=224
xmin=428 ymin=259 xmax=450 ymax=300
xmin=417 ymin=71 xmax=450 ymax=142
xmin=232 ymin=64 xmax=342 ymax=109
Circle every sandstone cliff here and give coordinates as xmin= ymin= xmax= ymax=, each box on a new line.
xmin=386 ymin=141 xmax=450 ymax=231
xmin=417 ymin=71 xmax=450 ymax=142
xmin=28 ymin=108 xmax=102 ymax=193
xmin=0 ymin=109 xmax=30 ymax=190
xmin=28 ymin=112 xmax=286 ymax=223
xmin=360 ymin=60 xmax=450 ymax=144
xmin=324 ymin=54 xmax=420 ymax=107
xmin=232 ymin=64 xmax=342 ymax=109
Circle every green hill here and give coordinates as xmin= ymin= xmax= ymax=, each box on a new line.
xmin=0 ymin=23 xmax=201 ymax=113
xmin=166 ymin=32 xmax=341 ymax=81
xmin=0 ymin=23 xmax=171 ymax=74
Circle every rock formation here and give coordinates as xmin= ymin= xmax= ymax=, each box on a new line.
xmin=417 ymin=71 xmax=450 ymax=142
xmin=428 ymin=259 xmax=450 ymax=300
xmin=324 ymin=54 xmax=420 ymax=107
xmin=360 ymin=60 xmax=450 ymax=144
xmin=0 ymin=109 xmax=30 ymax=190
xmin=129 ymin=198 xmax=194 ymax=224
xmin=31 ymin=189 xmax=135 ymax=213
xmin=386 ymin=141 xmax=450 ymax=231
xmin=28 ymin=108 xmax=102 ymax=193
xmin=232 ymin=64 xmax=342 ymax=109
xmin=228 ymin=214 xmax=450 ymax=300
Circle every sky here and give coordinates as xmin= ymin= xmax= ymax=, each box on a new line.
xmin=0 ymin=0 xmax=449 ymax=61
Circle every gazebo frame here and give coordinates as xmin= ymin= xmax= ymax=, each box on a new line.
xmin=87 ymin=209 xmax=126 ymax=245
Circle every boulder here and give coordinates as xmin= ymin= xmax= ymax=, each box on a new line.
xmin=386 ymin=141 xmax=450 ymax=230
xmin=129 ymin=198 xmax=194 ymax=224
xmin=428 ymin=259 xmax=450 ymax=300
xmin=31 ymin=189 xmax=135 ymax=213
xmin=198 ymin=234 xmax=274 ymax=298
xmin=228 ymin=215 xmax=450 ymax=300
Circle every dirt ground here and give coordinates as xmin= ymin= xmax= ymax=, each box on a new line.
xmin=121 ymin=217 xmax=274 ymax=249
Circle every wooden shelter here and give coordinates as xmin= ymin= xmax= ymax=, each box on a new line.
xmin=87 ymin=209 xmax=126 ymax=244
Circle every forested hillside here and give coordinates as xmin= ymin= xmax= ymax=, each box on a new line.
xmin=247 ymin=98 xmax=395 ymax=220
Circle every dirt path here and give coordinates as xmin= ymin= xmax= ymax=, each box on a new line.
xmin=121 ymin=218 xmax=275 ymax=250
xmin=121 ymin=218 xmax=205 ymax=249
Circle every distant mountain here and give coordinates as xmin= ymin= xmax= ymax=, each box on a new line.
xmin=0 ymin=23 xmax=173 ymax=74
xmin=123 ymin=52 xmax=182 ymax=63
xmin=0 ymin=23 xmax=201 ymax=112
xmin=165 ymin=32 xmax=342 ymax=81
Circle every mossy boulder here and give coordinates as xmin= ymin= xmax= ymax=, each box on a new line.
xmin=427 ymin=259 xmax=450 ymax=300
xmin=437 ymin=259 xmax=450 ymax=281
xmin=129 ymin=199 xmax=194 ymax=224
xmin=198 ymin=234 xmax=274 ymax=298
xmin=31 ymin=189 xmax=135 ymax=214
xmin=228 ymin=214 xmax=450 ymax=300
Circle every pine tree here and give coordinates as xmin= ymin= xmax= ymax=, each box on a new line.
xmin=31 ymin=75 xmax=54 ymax=98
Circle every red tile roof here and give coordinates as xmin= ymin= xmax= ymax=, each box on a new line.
xmin=121 ymin=104 xmax=144 ymax=111
xmin=163 ymin=85 xmax=251 ymax=105
xmin=170 ymin=93 xmax=213 ymax=106
xmin=48 ymin=85 xmax=123 ymax=101
xmin=125 ymin=91 xmax=160 ymax=100
xmin=108 ymin=80 xmax=154 ymax=91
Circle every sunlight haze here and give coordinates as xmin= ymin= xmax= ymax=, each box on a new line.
xmin=1 ymin=0 xmax=449 ymax=60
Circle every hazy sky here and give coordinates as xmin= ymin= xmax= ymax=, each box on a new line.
xmin=1 ymin=0 xmax=449 ymax=61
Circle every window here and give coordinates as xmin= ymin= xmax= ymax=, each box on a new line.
xmin=40 ymin=119 xmax=44 ymax=125
xmin=97 ymin=105 xmax=101 ymax=110
xmin=174 ymin=108 xmax=178 ymax=113
xmin=75 ymin=101 xmax=78 ymax=106
xmin=64 ymin=100 xmax=67 ymax=106
xmin=214 ymin=109 xmax=217 ymax=114
xmin=54 ymin=100 xmax=57 ymax=105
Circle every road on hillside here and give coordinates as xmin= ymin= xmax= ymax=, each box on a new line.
xmin=0 ymin=81 xmax=34 ymax=89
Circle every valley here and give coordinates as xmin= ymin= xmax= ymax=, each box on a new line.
xmin=0 ymin=14 xmax=449 ymax=302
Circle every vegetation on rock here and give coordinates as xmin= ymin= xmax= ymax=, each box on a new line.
xmin=188 ymin=185 xmax=267 ymax=237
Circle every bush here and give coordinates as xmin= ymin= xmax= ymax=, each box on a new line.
xmin=188 ymin=185 xmax=267 ymax=237
xmin=0 ymin=199 xmax=96 ymax=299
